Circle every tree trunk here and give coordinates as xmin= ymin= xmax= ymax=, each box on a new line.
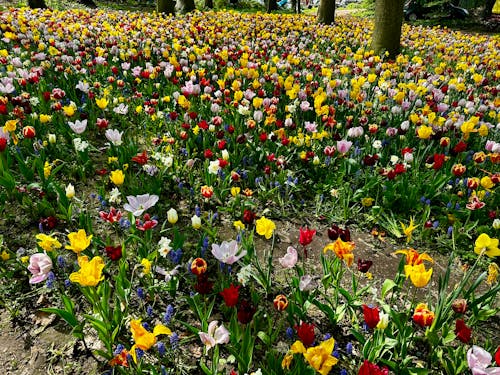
xmin=28 ymin=0 xmax=47 ymax=8
xmin=157 ymin=0 xmax=176 ymax=14
xmin=205 ymin=0 xmax=214 ymax=8
xmin=482 ymin=0 xmax=495 ymax=18
xmin=371 ymin=0 xmax=404 ymax=58
xmin=179 ymin=0 xmax=196 ymax=12
xmin=267 ymin=0 xmax=278 ymax=12
xmin=317 ymin=0 xmax=335 ymax=24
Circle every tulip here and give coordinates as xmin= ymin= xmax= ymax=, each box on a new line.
xmin=167 ymin=208 xmax=178 ymax=224
xmin=65 ymin=183 xmax=75 ymax=199
xmin=28 ymin=253 xmax=53 ymax=284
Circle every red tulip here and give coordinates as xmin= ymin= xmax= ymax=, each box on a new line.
xmin=358 ymin=360 xmax=388 ymax=375
xmin=299 ymin=227 xmax=316 ymax=247
xmin=295 ymin=322 xmax=315 ymax=347
xmin=455 ymin=319 xmax=472 ymax=343
xmin=362 ymin=304 xmax=380 ymax=329
xmin=220 ymin=284 xmax=240 ymax=308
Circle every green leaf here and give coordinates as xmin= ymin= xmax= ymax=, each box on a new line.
xmin=442 ymin=331 xmax=455 ymax=345
xmin=381 ymin=279 xmax=396 ymax=299
xmin=257 ymin=331 xmax=271 ymax=346
xmin=39 ymin=307 xmax=79 ymax=328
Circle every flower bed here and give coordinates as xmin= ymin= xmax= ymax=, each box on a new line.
xmin=0 ymin=7 xmax=499 ymax=374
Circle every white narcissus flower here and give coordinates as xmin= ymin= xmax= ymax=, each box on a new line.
xmin=211 ymin=240 xmax=247 ymax=265
xmin=198 ymin=321 xmax=230 ymax=351
xmin=278 ymin=246 xmax=298 ymax=268
xmin=158 ymin=237 xmax=172 ymax=257
xmin=208 ymin=160 xmax=220 ymax=175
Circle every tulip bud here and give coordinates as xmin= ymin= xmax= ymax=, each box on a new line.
xmin=22 ymin=126 xmax=36 ymax=139
xmin=48 ymin=133 xmax=56 ymax=144
xmin=451 ymin=298 xmax=468 ymax=314
xmin=167 ymin=208 xmax=178 ymax=224
xmin=65 ymin=183 xmax=75 ymax=199
xmin=273 ymin=294 xmax=289 ymax=311
xmin=191 ymin=257 xmax=207 ymax=276
xmin=191 ymin=215 xmax=201 ymax=229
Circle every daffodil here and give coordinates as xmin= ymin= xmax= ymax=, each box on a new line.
xmin=474 ymin=233 xmax=500 ymax=258
xmin=36 ymin=234 xmax=62 ymax=252
xmin=69 ymin=256 xmax=104 ymax=287
xmin=65 ymin=229 xmax=93 ymax=254
xmin=255 ymin=216 xmax=276 ymax=239
xmin=130 ymin=319 xmax=171 ymax=363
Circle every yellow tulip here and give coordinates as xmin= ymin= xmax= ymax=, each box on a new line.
xmin=95 ymin=97 xmax=109 ymax=110
xmin=404 ymin=263 xmax=433 ymax=288
xmin=110 ymin=169 xmax=125 ymax=186
xmin=417 ymin=125 xmax=433 ymax=140
xmin=69 ymin=256 xmax=104 ymax=287
xmin=130 ymin=319 xmax=171 ymax=363
xmin=255 ymin=216 xmax=276 ymax=239
xmin=65 ymin=229 xmax=93 ymax=254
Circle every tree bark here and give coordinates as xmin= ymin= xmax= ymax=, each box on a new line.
xmin=267 ymin=0 xmax=278 ymax=12
xmin=28 ymin=0 xmax=47 ymax=8
xmin=482 ymin=0 xmax=496 ymax=18
xmin=371 ymin=0 xmax=404 ymax=58
xmin=157 ymin=0 xmax=176 ymax=14
xmin=179 ymin=0 xmax=196 ymax=12
xmin=317 ymin=0 xmax=335 ymax=24
xmin=205 ymin=0 xmax=214 ymax=8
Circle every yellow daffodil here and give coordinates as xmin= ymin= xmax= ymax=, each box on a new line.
xmin=3 ymin=119 xmax=18 ymax=133
xmin=361 ymin=197 xmax=374 ymax=207
xmin=141 ymin=258 xmax=151 ymax=275
xmin=404 ymin=263 xmax=433 ymax=288
xmin=474 ymin=233 xmax=500 ymax=258
xmin=130 ymin=319 xmax=171 ymax=363
xmin=401 ymin=218 xmax=418 ymax=243
xmin=255 ymin=216 xmax=276 ymax=239
xmin=36 ymin=234 xmax=62 ymax=252
xmin=110 ymin=169 xmax=125 ymax=186
xmin=69 ymin=256 xmax=104 ymax=287
xmin=1 ymin=250 xmax=10 ymax=261
xmin=65 ymin=229 xmax=93 ymax=254
xmin=233 ymin=220 xmax=245 ymax=231
xmin=43 ymin=161 xmax=52 ymax=179
xmin=487 ymin=263 xmax=499 ymax=285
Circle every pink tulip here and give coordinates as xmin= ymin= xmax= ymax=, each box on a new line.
xmin=279 ymin=246 xmax=298 ymax=268
xmin=337 ymin=140 xmax=353 ymax=154
xmin=28 ymin=253 xmax=53 ymax=284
